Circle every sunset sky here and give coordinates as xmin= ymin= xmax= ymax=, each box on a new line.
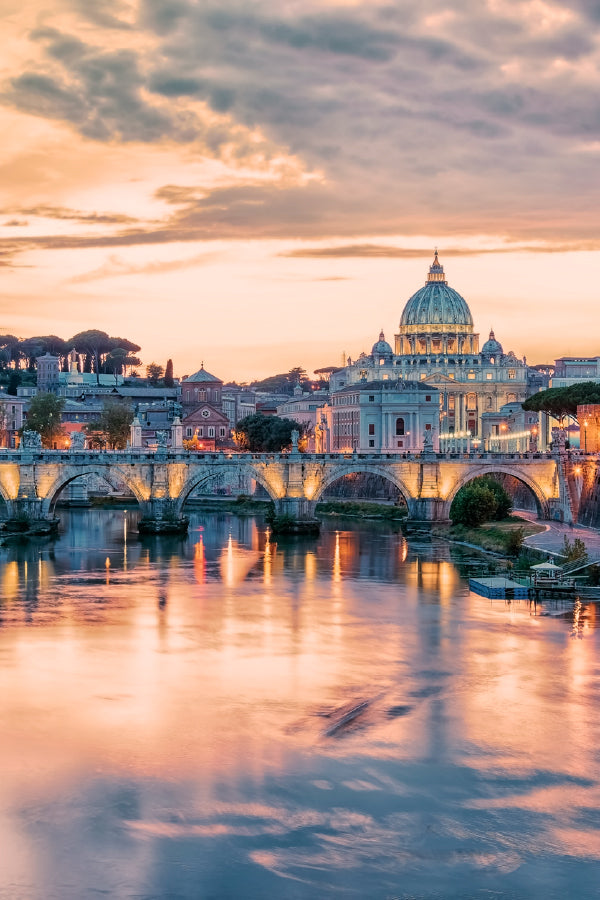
xmin=1 ymin=0 xmax=599 ymax=381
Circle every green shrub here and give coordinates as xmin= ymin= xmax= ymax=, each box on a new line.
xmin=504 ymin=526 xmax=525 ymax=557
xmin=450 ymin=484 xmax=498 ymax=527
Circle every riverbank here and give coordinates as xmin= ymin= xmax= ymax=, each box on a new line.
xmin=432 ymin=516 xmax=546 ymax=557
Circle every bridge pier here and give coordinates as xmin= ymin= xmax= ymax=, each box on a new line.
xmin=5 ymin=497 xmax=59 ymax=535
xmin=138 ymin=498 xmax=189 ymax=536
xmin=270 ymin=497 xmax=320 ymax=535
xmin=408 ymin=498 xmax=450 ymax=524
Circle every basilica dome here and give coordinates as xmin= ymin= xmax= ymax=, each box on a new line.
xmin=481 ymin=329 xmax=503 ymax=358
xmin=371 ymin=330 xmax=393 ymax=357
xmin=400 ymin=252 xmax=473 ymax=330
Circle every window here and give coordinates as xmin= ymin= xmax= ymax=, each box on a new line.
xmin=468 ymin=372 xmax=475 ymax=380
xmin=397 ymin=440 xmax=403 ymax=447
xmin=368 ymin=395 xmax=375 ymax=402
xmin=186 ymin=427 xmax=193 ymax=437
xmin=219 ymin=427 xmax=226 ymax=437
xmin=486 ymin=372 xmax=493 ymax=380
xmin=198 ymin=426 xmax=204 ymax=436
xmin=425 ymin=395 xmax=431 ymax=401
xmin=369 ymin=439 xmax=375 ymax=447
xmin=508 ymin=369 xmax=516 ymax=379
xmin=208 ymin=426 xmax=215 ymax=437
xmin=368 ymin=423 xmax=375 ymax=435
xmin=425 ymin=423 xmax=432 ymax=430
xmin=395 ymin=417 xmax=405 ymax=436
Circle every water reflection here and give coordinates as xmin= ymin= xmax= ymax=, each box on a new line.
xmin=0 ymin=509 xmax=599 ymax=899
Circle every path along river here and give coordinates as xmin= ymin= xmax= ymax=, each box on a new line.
xmin=0 ymin=508 xmax=599 ymax=900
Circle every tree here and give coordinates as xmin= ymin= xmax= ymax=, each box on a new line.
xmin=85 ymin=400 xmax=134 ymax=450
xmin=164 ymin=359 xmax=174 ymax=388
xmin=234 ymin=414 xmax=304 ymax=452
xmin=7 ymin=370 xmax=21 ymax=395
xmin=478 ymin=476 xmax=512 ymax=520
xmin=450 ymin=476 xmax=512 ymax=526
xmin=505 ymin=527 xmax=525 ymax=557
xmin=251 ymin=366 xmax=312 ymax=395
xmin=19 ymin=337 xmax=45 ymax=371
xmin=560 ymin=535 xmax=587 ymax=562
xmin=105 ymin=348 xmax=142 ymax=384
xmin=146 ymin=362 xmax=164 ymax=386
xmin=70 ymin=330 xmax=113 ymax=384
xmin=450 ymin=483 xmax=500 ymax=527
xmin=22 ymin=393 xmax=65 ymax=448
xmin=0 ymin=335 xmax=19 ymax=370
xmin=523 ymin=382 xmax=600 ymax=424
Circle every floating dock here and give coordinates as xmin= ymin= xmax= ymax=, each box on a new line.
xmin=469 ymin=576 xmax=530 ymax=599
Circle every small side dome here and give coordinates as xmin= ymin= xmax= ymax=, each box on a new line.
xmin=481 ymin=329 xmax=503 ymax=358
xmin=371 ymin=330 xmax=393 ymax=358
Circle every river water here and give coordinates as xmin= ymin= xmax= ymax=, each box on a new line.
xmin=1 ymin=508 xmax=599 ymax=900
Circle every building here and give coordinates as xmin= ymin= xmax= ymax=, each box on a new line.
xmin=330 ymin=381 xmax=439 ymax=452
xmin=181 ymin=364 xmax=231 ymax=450
xmin=577 ymin=405 xmax=600 ymax=453
xmin=552 ymin=357 xmax=600 ymax=388
xmin=0 ymin=394 xmax=25 ymax=448
xmin=329 ymin=252 xmax=532 ymax=444
xmin=222 ymin=387 xmax=256 ymax=429
xmin=276 ymin=387 xmax=330 ymax=451
xmin=480 ymin=401 xmax=541 ymax=453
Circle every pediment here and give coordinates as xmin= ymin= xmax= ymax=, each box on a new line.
xmin=422 ymin=373 xmax=456 ymax=385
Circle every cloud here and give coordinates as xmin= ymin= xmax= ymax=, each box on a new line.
xmin=1 ymin=0 xmax=600 ymax=251
xmin=283 ymin=241 xmax=600 ymax=258
xmin=10 ymin=205 xmax=139 ymax=225
xmin=67 ymin=249 xmax=221 ymax=283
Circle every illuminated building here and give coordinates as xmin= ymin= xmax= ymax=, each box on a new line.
xmin=330 ymin=252 xmax=537 ymax=445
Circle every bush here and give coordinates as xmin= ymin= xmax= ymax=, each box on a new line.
xmin=450 ymin=483 xmax=498 ymax=527
xmin=504 ymin=526 xmax=525 ymax=557
xmin=478 ymin=477 xmax=512 ymax=520
xmin=450 ymin=476 xmax=513 ymax=527
xmin=560 ymin=535 xmax=587 ymax=561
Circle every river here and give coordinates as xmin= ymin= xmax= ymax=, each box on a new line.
xmin=0 ymin=508 xmax=599 ymax=899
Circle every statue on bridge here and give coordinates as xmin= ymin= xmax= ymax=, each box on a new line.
xmin=551 ymin=427 xmax=567 ymax=452
xmin=155 ymin=430 xmax=169 ymax=449
xmin=22 ymin=430 xmax=42 ymax=450
xmin=69 ymin=431 xmax=86 ymax=450
xmin=290 ymin=429 xmax=300 ymax=453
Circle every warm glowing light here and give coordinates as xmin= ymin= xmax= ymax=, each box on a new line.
xmin=194 ymin=537 xmax=206 ymax=585
xmin=333 ymin=531 xmax=342 ymax=583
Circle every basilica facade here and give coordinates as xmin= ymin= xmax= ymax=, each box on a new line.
xmin=329 ymin=253 xmax=532 ymax=447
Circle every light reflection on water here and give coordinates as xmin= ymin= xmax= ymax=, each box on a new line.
xmin=0 ymin=508 xmax=599 ymax=900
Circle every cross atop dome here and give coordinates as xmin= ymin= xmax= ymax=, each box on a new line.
xmin=427 ymin=249 xmax=447 ymax=284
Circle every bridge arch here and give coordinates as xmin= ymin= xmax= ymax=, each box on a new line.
xmin=0 ymin=481 xmax=12 ymax=518
xmin=313 ymin=463 xmax=415 ymax=508
xmin=175 ymin=462 xmax=280 ymax=514
xmin=444 ymin=466 xmax=549 ymax=519
xmin=41 ymin=466 xmax=148 ymax=516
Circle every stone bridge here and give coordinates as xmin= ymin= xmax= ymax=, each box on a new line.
xmin=0 ymin=445 xmax=583 ymax=530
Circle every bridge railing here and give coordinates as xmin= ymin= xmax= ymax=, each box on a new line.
xmin=0 ymin=448 xmax=559 ymax=463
